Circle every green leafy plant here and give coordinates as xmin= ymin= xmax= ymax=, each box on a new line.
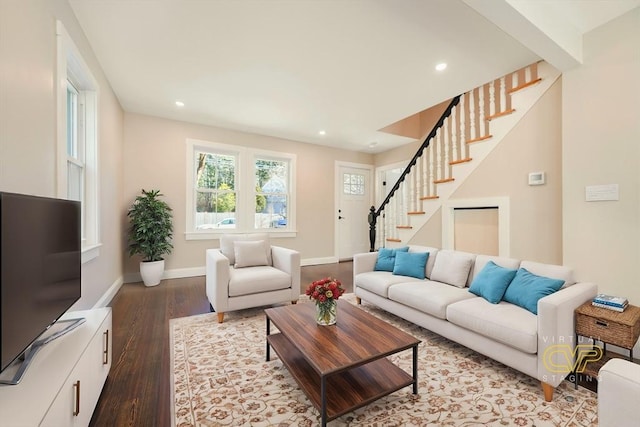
xmin=127 ymin=189 xmax=173 ymax=262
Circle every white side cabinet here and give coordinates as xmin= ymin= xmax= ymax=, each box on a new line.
xmin=0 ymin=307 xmax=112 ymax=426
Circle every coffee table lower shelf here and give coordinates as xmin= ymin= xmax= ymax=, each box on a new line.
xmin=267 ymin=333 xmax=415 ymax=423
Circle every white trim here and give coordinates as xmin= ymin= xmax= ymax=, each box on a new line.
xmin=374 ymin=160 xmax=409 ymax=205
xmin=56 ymin=20 xmax=101 ymax=256
xmin=184 ymin=230 xmax=297 ymax=240
xmin=334 ymin=161 xmax=374 ymax=259
xmin=124 ymin=259 xmax=340 ymax=283
xmin=185 ymin=138 xmax=296 ymax=237
xmin=442 ymin=197 xmax=510 ymax=256
xmin=92 ymin=275 xmax=123 ymax=309
xmin=302 ymin=256 xmax=339 ymax=266
xmin=124 ymin=266 xmax=206 ymax=284
xmin=81 ymin=243 xmax=101 ymax=264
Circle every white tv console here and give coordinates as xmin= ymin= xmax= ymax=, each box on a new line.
xmin=0 ymin=307 xmax=112 ymax=426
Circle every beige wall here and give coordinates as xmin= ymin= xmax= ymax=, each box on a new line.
xmin=563 ymin=9 xmax=640 ymax=304
xmin=122 ymin=113 xmax=373 ymax=276
xmin=0 ymin=0 xmax=124 ymax=309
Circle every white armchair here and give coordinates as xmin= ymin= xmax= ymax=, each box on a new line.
xmin=598 ymin=358 xmax=640 ymax=427
xmin=206 ymin=233 xmax=300 ymax=323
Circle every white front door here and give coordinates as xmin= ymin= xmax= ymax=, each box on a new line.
xmin=336 ymin=163 xmax=373 ymax=260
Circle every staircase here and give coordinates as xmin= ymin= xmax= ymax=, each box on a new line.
xmin=370 ymin=61 xmax=560 ymax=250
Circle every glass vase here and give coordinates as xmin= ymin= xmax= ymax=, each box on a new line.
xmin=315 ymin=299 xmax=337 ymax=326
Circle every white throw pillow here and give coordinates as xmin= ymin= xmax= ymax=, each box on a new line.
xmin=220 ymin=233 xmax=271 ymax=265
xmin=430 ymin=250 xmax=474 ymax=288
xmin=234 ymin=240 xmax=269 ymax=268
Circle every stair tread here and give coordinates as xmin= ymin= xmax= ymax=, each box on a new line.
xmin=508 ymin=77 xmax=542 ymax=94
xmin=450 ymin=157 xmax=472 ymax=165
xmin=486 ymin=109 xmax=515 ymax=121
xmin=466 ymin=135 xmax=492 ymax=144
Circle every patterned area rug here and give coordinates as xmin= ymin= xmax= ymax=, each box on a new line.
xmin=171 ymin=295 xmax=597 ymax=426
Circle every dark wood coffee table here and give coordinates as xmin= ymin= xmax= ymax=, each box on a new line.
xmin=265 ymin=300 xmax=420 ymax=426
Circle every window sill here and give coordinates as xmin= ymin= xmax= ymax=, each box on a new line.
xmin=185 ymin=230 xmax=297 ymax=240
xmin=82 ymin=243 xmax=102 ymax=264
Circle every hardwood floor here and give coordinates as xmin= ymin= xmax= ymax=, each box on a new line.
xmin=89 ymin=261 xmax=353 ymax=427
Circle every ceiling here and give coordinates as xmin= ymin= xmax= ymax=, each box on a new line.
xmin=68 ymin=0 xmax=639 ymax=153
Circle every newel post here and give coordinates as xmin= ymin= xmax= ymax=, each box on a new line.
xmin=368 ymin=206 xmax=377 ymax=252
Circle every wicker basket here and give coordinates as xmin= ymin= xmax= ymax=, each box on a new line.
xmin=575 ymin=303 xmax=640 ymax=349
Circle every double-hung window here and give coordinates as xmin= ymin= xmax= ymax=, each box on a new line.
xmin=186 ymin=139 xmax=296 ymax=239
xmin=56 ymin=21 xmax=100 ymax=262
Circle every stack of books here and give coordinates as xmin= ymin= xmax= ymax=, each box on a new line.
xmin=592 ymin=294 xmax=628 ymax=312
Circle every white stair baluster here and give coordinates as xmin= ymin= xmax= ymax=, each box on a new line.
xmin=451 ymin=105 xmax=458 ymax=162
xmin=500 ymin=76 xmax=507 ymax=113
xmin=421 ymin=149 xmax=428 ymax=198
xmin=443 ymin=117 xmax=450 ymax=178
xmin=429 ymin=144 xmax=435 ymax=196
xmin=489 ymin=80 xmax=496 ymax=117
xmin=436 ymin=129 xmax=442 ymax=181
xmin=478 ymin=85 xmax=486 ymax=137
xmin=525 ymin=65 xmax=532 ymax=84
xmin=409 ymin=169 xmax=415 ymax=212
xmin=460 ymin=93 xmax=467 ymax=158
xmin=512 ymin=68 xmax=519 ymax=88
xmin=469 ymin=89 xmax=476 ymax=141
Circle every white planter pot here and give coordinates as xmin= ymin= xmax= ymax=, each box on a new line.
xmin=140 ymin=260 xmax=165 ymax=287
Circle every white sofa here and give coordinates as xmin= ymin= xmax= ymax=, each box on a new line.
xmin=354 ymin=245 xmax=597 ymax=401
xmin=598 ymin=358 xmax=640 ymax=426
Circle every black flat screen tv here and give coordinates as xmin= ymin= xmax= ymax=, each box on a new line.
xmin=0 ymin=192 xmax=81 ymax=374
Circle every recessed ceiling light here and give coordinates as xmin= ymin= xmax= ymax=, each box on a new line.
xmin=175 ymin=101 xmax=185 ymax=107
xmin=318 ymin=130 xmax=326 ymax=136
xmin=435 ymin=63 xmax=447 ymax=71
xmin=369 ymin=141 xmax=378 ymax=148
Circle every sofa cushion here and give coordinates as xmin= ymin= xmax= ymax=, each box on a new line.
xmin=228 ymin=265 xmax=290 ymax=297
xmin=430 ymin=250 xmax=475 ymax=288
xmin=374 ymin=246 xmax=409 ymax=272
xmin=503 ymin=268 xmax=565 ymax=314
xmin=447 ymin=298 xmax=538 ymax=354
xmin=392 ymin=251 xmax=429 ymax=279
xmin=408 ymin=246 xmax=439 ymax=279
xmin=468 ymin=261 xmax=517 ymax=304
xmin=355 ymin=271 xmax=424 ymax=298
xmin=234 ymin=240 xmax=269 ymax=268
xmin=388 ymin=281 xmax=476 ymax=320
xmin=220 ymin=233 xmax=271 ymax=266
xmin=471 ymin=255 xmax=521 ymax=282
xmin=519 ymin=260 xmax=575 ymax=287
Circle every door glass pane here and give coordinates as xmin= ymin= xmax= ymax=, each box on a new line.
xmin=343 ymin=173 xmax=365 ymax=195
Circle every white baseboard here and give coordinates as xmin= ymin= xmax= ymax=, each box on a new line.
xmin=122 ymin=259 xmax=340 ymax=284
xmin=301 ymin=256 xmax=339 ymax=266
xmin=123 ymin=266 xmax=206 ymax=284
xmin=93 ymin=276 xmax=123 ymax=308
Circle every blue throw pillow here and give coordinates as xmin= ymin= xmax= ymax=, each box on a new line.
xmin=468 ymin=261 xmax=517 ymax=304
xmin=392 ymin=251 xmax=429 ymax=279
xmin=503 ymin=268 xmax=565 ymax=314
xmin=374 ymin=247 xmax=409 ymax=272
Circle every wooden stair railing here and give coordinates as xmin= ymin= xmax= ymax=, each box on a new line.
xmin=369 ymin=62 xmax=542 ymax=251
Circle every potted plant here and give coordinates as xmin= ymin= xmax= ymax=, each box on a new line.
xmin=127 ymin=189 xmax=173 ymax=286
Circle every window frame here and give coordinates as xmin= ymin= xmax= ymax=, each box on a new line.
xmin=56 ymin=21 xmax=101 ymax=263
xmin=185 ymin=139 xmax=296 ymax=240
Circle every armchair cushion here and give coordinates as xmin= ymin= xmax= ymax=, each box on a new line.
xmin=234 ymin=240 xmax=269 ymax=268
xmin=228 ymin=266 xmax=292 ymax=297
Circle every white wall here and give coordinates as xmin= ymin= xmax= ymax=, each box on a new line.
xmin=0 ymin=0 xmax=124 ymax=309
xmin=563 ymin=8 xmax=640 ymax=304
